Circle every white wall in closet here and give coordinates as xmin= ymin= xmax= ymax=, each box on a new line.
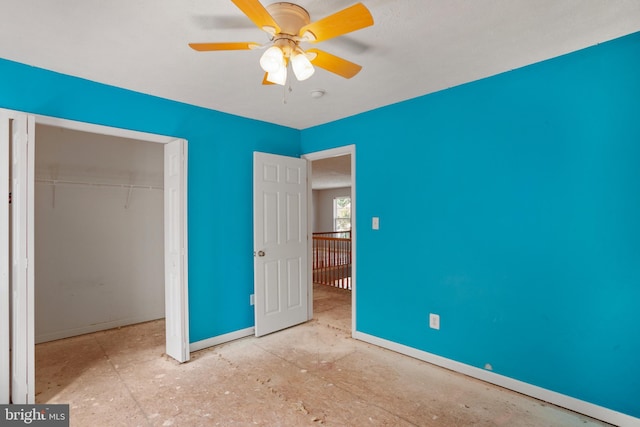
xmin=34 ymin=124 xmax=164 ymax=343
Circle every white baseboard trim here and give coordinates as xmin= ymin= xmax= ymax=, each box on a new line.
xmin=35 ymin=315 xmax=164 ymax=344
xmin=353 ymin=331 xmax=639 ymax=427
xmin=189 ymin=327 xmax=255 ymax=353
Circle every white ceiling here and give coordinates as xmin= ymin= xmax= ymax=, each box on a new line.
xmin=1 ymin=1 xmax=639 ymax=130
xmin=311 ymin=155 xmax=351 ymax=189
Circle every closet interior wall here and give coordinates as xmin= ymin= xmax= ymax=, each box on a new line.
xmin=34 ymin=124 xmax=165 ymax=343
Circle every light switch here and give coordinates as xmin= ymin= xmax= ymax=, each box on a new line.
xmin=372 ymin=217 xmax=379 ymax=230
xmin=429 ymin=313 xmax=440 ymax=330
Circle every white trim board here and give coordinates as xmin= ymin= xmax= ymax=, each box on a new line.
xmin=0 ymin=111 xmax=11 ymax=403
xmin=353 ymin=331 xmax=640 ymax=427
xmin=35 ymin=316 xmax=165 ymax=345
xmin=32 ymin=111 xmax=190 ymax=364
xmin=189 ymin=327 xmax=254 ymax=353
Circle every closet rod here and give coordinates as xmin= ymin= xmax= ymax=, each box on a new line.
xmin=35 ymin=179 xmax=163 ymax=191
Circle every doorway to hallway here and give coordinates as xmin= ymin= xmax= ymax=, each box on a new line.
xmin=304 ymin=145 xmax=355 ymax=334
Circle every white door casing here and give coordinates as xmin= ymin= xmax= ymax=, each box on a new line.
xmin=253 ymin=152 xmax=308 ymax=337
xmin=164 ymin=138 xmax=190 ymax=362
xmin=302 ymin=145 xmax=356 ymax=333
xmin=0 ymin=112 xmax=10 ymax=403
xmin=34 ymin=116 xmax=190 ymax=364
xmin=11 ymin=113 xmax=35 ymax=404
xmin=1 ymin=112 xmax=190 ymax=404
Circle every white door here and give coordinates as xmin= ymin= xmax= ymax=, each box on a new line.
xmin=0 ymin=112 xmax=10 ymax=403
xmin=164 ymin=139 xmax=190 ymax=362
xmin=253 ymin=152 xmax=308 ymax=337
xmin=11 ymin=113 xmax=35 ymax=404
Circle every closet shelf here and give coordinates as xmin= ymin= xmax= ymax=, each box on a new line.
xmin=36 ymin=179 xmax=163 ymax=209
xmin=35 ymin=178 xmax=163 ymax=191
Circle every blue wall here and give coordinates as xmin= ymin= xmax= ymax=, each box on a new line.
xmin=2 ymin=30 xmax=639 ymax=419
xmin=301 ymin=32 xmax=640 ymax=418
xmin=0 ymin=59 xmax=300 ymax=343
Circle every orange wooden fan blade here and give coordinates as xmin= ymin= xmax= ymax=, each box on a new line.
xmin=231 ymin=0 xmax=281 ymax=34
xmin=189 ymin=42 xmax=259 ymax=51
xmin=299 ymin=3 xmax=373 ymax=43
xmin=307 ymin=49 xmax=362 ymax=79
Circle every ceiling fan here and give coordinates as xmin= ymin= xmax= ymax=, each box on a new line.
xmin=189 ymin=0 xmax=374 ymax=86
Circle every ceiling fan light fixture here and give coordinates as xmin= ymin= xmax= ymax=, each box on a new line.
xmin=266 ymin=64 xmax=287 ymax=85
xmin=291 ymin=50 xmax=315 ymax=81
xmin=260 ymin=46 xmax=285 ymax=73
xmin=189 ymin=0 xmax=373 ymax=86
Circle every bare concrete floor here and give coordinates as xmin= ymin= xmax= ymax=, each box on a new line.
xmin=36 ymin=284 xmax=612 ymax=426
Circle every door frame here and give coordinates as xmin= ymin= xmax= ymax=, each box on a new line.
xmin=0 ymin=111 xmax=9 ymax=403
xmin=302 ymin=145 xmax=356 ymax=334
xmin=11 ymin=113 xmax=35 ymax=404
xmin=1 ymin=110 xmax=35 ymax=404
xmin=0 ymin=109 xmax=190 ymax=403
xmin=34 ymin=115 xmax=190 ymax=363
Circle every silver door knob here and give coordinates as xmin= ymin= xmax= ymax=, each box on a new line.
xmin=257 ymin=250 xmax=265 ymax=257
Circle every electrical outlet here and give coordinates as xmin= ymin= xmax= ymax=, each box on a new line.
xmin=429 ymin=313 xmax=440 ymax=330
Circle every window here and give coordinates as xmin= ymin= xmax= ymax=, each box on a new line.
xmin=333 ymin=196 xmax=351 ymax=232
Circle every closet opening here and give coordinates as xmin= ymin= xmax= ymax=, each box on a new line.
xmin=4 ymin=108 xmax=187 ymax=404
xmin=34 ymin=124 xmax=165 ymax=344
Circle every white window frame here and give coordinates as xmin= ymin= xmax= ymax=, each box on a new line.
xmin=333 ymin=195 xmax=351 ymax=233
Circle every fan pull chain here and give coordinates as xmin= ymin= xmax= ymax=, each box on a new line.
xmin=281 ymin=69 xmax=293 ymax=104
xmin=282 ymin=80 xmax=287 ymax=104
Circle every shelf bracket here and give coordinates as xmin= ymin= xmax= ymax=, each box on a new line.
xmin=125 ymin=185 xmax=133 ymax=209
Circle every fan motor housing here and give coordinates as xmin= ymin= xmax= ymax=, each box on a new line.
xmin=266 ymin=2 xmax=311 ymax=35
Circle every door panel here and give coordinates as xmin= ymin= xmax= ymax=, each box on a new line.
xmin=11 ymin=113 xmax=34 ymax=404
xmin=287 ymin=258 xmax=302 ymax=307
xmin=0 ymin=112 xmax=9 ymax=403
xmin=164 ymin=139 xmax=189 ymax=363
xmin=254 ymin=152 xmax=308 ymax=337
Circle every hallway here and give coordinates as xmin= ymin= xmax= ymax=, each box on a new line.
xmin=35 ymin=284 xmax=610 ymax=426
